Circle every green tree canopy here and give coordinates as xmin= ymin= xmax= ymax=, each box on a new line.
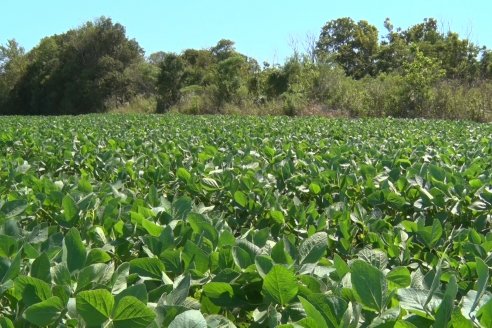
xmin=6 ymin=17 xmax=145 ymax=115
xmin=316 ymin=17 xmax=379 ymax=79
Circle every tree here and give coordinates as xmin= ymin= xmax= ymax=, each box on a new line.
xmin=0 ymin=39 xmax=27 ymax=111
xmin=156 ymin=53 xmax=185 ymax=112
xmin=316 ymin=18 xmax=379 ymax=79
xmin=8 ymin=17 xmax=145 ymax=115
xmin=402 ymin=48 xmax=445 ymax=116
xmin=480 ymin=50 xmax=492 ymax=79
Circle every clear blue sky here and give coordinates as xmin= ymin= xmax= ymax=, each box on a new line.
xmin=1 ymin=1 xmax=490 ymax=63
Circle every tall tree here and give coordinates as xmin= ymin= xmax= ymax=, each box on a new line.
xmin=8 ymin=17 xmax=145 ymax=115
xmin=0 ymin=40 xmax=27 ymax=111
xmin=316 ymin=17 xmax=379 ymax=79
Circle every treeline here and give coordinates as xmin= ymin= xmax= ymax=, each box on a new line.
xmin=1 ymin=17 xmax=492 ymax=120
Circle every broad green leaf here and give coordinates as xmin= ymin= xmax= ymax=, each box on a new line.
xmin=425 ymin=258 xmax=443 ymax=308
xmin=333 ymin=253 xmax=350 ymax=279
xmin=351 ymin=260 xmax=387 ymax=313
xmin=112 ymin=263 xmax=130 ymax=294
xmin=182 ymin=240 xmax=209 ymax=273
xmin=434 ymin=275 xmax=458 ymax=328
xmin=232 ymin=246 xmax=253 ymax=269
xmin=31 ymin=253 xmax=51 ymax=283
xmin=14 ymin=276 xmax=52 ymax=306
xmin=255 ymin=255 xmax=274 ymax=278
xmin=112 ymin=296 xmax=156 ymax=328
xmin=62 ymin=195 xmax=78 ymax=223
xmin=397 ymin=288 xmax=442 ymax=315
xmin=62 ymin=228 xmax=87 ymax=273
xmin=387 ymin=266 xmax=411 ymax=288
xmin=76 ymin=263 xmax=114 ymax=292
xmin=203 ymin=282 xmax=235 ymax=307
xmin=270 ymin=210 xmax=285 ymax=224
xmin=177 ymin=167 xmax=192 ymax=182
xmin=165 ymin=274 xmax=190 ymax=306
xmin=416 ymin=219 xmax=442 ymax=249
xmin=470 ymin=257 xmax=489 ymax=314
xmin=477 ymin=298 xmax=492 ymax=328
xmin=188 ymin=213 xmax=218 ymax=245
xmin=86 ymin=248 xmax=112 ymax=265
xmin=0 ymin=317 xmax=14 ymax=328
xmin=172 ymin=196 xmax=192 ymax=221
xmin=206 ymin=314 xmax=237 ymax=328
xmin=76 ymin=289 xmax=114 ymax=326
xmin=262 ymin=265 xmax=298 ymax=306
xmin=234 ymin=191 xmax=248 ymax=208
xmin=130 ymin=257 xmax=165 ymax=280
xmin=1 ymin=248 xmax=22 ymax=283
xmin=23 ymin=296 xmax=64 ymax=327
xmin=309 ymin=182 xmax=321 ymax=195
xmin=304 ymin=294 xmax=348 ymax=328
xmin=0 ymin=235 xmax=18 ymax=257
xmin=368 ymin=307 xmax=400 ymax=327
xmin=386 ymin=192 xmax=407 ymax=209
xmin=168 ymin=310 xmax=207 ymax=328
xmin=115 ymin=284 xmax=148 ymax=305
xmin=141 ymin=218 xmax=164 ymax=237
xmin=299 ymin=232 xmax=327 ymax=265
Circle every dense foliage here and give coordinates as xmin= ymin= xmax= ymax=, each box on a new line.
xmin=1 ymin=17 xmax=492 ymax=119
xmin=0 ymin=115 xmax=491 ymax=327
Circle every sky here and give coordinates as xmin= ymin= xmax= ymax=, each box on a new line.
xmin=1 ymin=1 xmax=491 ymax=63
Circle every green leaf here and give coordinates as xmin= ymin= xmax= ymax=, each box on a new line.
xmin=270 ymin=210 xmax=285 ymax=224
xmin=386 ymin=192 xmax=407 ymax=209
xmin=298 ymin=232 xmax=327 ymax=265
xmin=172 ymin=196 xmax=192 ymax=221
xmin=0 ymin=317 xmax=14 ymax=328
xmin=303 ymin=294 xmax=348 ymax=328
xmin=397 ymin=288 xmax=442 ymax=315
xmin=168 ymin=310 xmax=207 ymax=328
xmin=182 ymin=240 xmax=209 ymax=273
xmin=387 ymin=266 xmax=411 ymax=288
xmin=205 ymin=315 xmax=237 ymax=328
xmin=115 ymin=284 xmax=148 ymax=306
xmin=203 ymin=282 xmax=235 ymax=307
xmin=30 ymin=253 xmax=51 ymax=283
xmin=14 ymin=276 xmax=52 ymax=307
xmin=470 ymin=257 xmax=489 ymax=314
xmin=76 ymin=289 xmax=114 ymax=326
xmin=351 ymin=260 xmax=387 ymax=313
xmin=78 ymin=177 xmax=93 ymax=192
xmin=62 ymin=195 xmax=78 ymax=223
xmin=0 ymin=235 xmax=18 ymax=257
xmin=62 ymin=228 xmax=87 ymax=273
xmin=232 ymin=246 xmax=253 ymax=269
xmin=262 ymin=265 xmax=298 ymax=306
xmin=333 ymin=253 xmax=350 ymax=279
xmin=1 ymin=248 xmax=22 ymax=283
xmin=309 ymin=182 xmax=321 ymax=195
xmin=112 ymin=296 xmax=156 ymax=328
xmin=434 ymin=275 xmax=458 ymax=328
xmin=166 ymin=274 xmax=190 ymax=306
xmin=22 ymin=296 xmax=64 ymax=327
xmin=255 ymin=255 xmax=274 ymax=278
xmin=299 ymin=296 xmax=328 ymax=328
xmin=416 ymin=219 xmax=442 ymax=249
xmin=188 ymin=213 xmax=218 ymax=245
xmin=234 ymin=191 xmax=248 ymax=208
xmin=86 ymin=248 xmax=112 ymax=265
xmin=141 ymin=218 xmax=164 ymax=237
xmin=130 ymin=257 xmax=165 ymax=280
xmin=177 ymin=167 xmax=191 ymax=182
xmin=477 ymin=298 xmax=492 ymax=328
